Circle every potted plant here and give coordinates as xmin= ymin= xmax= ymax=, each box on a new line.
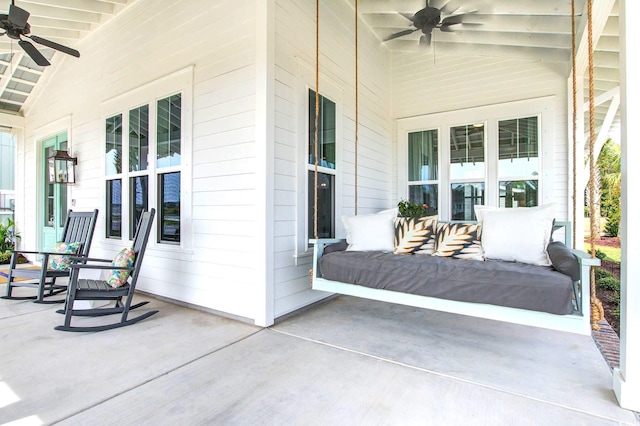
xmin=397 ymin=199 xmax=429 ymax=218
xmin=0 ymin=218 xmax=26 ymax=265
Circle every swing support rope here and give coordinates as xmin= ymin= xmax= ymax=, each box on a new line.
xmin=585 ymin=0 xmax=604 ymax=329
xmin=354 ymin=0 xmax=359 ymax=216
xmin=571 ymin=0 xmax=604 ymax=330
xmin=313 ymin=0 xmax=320 ymax=240
xmin=313 ymin=0 xmax=359 ymax=240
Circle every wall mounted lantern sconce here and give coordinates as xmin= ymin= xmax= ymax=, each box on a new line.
xmin=47 ymin=150 xmax=77 ymax=184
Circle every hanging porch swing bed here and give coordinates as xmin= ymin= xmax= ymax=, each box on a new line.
xmin=308 ymin=0 xmax=602 ymax=336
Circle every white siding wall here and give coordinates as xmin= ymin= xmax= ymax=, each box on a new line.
xmin=18 ymin=0 xmax=262 ymax=321
xmin=272 ymin=0 xmax=393 ymax=317
xmin=391 ymin=53 xmax=570 ymax=219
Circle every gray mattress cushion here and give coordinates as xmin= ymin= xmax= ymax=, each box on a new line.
xmin=319 ymin=251 xmax=574 ymax=315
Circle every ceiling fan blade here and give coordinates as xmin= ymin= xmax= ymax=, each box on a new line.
xmin=420 ymin=33 xmax=432 ymax=46
xmin=441 ymin=15 xmax=464 ymax=26
xmin=440 ymin=0 xmax=461 ymax=16
xmin=8 ymin=4 xmax=29 ymax=29
xmin=384 ymin=28 xmax=418 ymax=42
xmin=18 ymin=39 xmax=51 ymax=66
xmin=28 ymin=35 xmax=80 ymax=58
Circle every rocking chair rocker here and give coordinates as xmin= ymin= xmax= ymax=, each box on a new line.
xmin=55 ymin=209 xmax=158 ymax=332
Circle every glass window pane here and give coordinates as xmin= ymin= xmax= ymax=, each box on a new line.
xmin=106 ymin=179 xmax=122 ymax=238
xmin=409 ymin=184 xmax=438 ymax=216
xmin=159 ymin=172 xmax=180 ymax=242
xmin=129 ymin=176 xmax=149 ymax=239
xmin=450 ymin=124 xmax=485 ymax=180
xmin=498 ymin=116 xmax=539 ymax=178
xmin=451 ymin=183 xmax=485 ymax=221
xmin=105 ymin=115 xmax=122 ymax=175
xmin=308 ymin=170 xmax=334 ymax=239
xmin=129 ymin=105 xmax=149 ymax=172
xmin=157 ymin=94 xmax=182 ymax=168
xmin=308 ymin=90 xmax=336 ymax=169
xmin=499 ymin=180 xmax=538 ymax=208
xmin=408 ymin=130 xmax=438 ymax=182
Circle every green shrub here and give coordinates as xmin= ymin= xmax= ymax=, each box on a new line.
xmin=0 ymin=252 xmax=10 ymax=264
xmin=608 ymin=291 xmax=620 ymax=304
xmin=595 ymin=267 xmax=613 ymax=281
xmin=598 ymin=276 xmax=620 ymax=291
xmin=604 ymin=211 xmax=620 ymax=237
xmin=612 ymin=307 xmax=620 ymax=320
xmin=595 ymin=249 xmax=607 ymax=260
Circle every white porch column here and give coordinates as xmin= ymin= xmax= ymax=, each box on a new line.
xmin=613 ymin=0 xmax=640 ymax=412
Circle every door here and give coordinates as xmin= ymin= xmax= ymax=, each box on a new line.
xmin=41 ymin=134 xmax=68 ymax=250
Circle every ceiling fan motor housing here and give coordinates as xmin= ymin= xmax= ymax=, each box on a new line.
xmin=413 ymin=7 xmax=441 ymax=32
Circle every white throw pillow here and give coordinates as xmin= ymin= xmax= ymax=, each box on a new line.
xmin=342 ymin=208 xmax=397 ymax=251
xmin=477 ymin=204 xmax=555 ymax=266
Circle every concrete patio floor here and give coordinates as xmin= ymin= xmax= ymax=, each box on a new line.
xmin=0 ymin=285 xmax=638 ymax=425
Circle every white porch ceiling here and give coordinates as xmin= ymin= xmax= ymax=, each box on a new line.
xmin=0 ymin=0 xmax=621 ymax=146
xmin=360 ymin=0 xmax=621 ymax=143
xmin=0 ymin=0 xmax=136 ymax=114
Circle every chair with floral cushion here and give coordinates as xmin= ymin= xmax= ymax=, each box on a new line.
xmin=55 ymin=209 xmax=157 ymax=332
xmin=2 ymin=209 xmax=98 ymax=303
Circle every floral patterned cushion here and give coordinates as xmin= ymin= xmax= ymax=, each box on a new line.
xmin=432 ymin=223 xmax=484 ymax=260
xmin=393 ymin=216 xmax=438 ymax=255
xmin=106 ymin=248 xmax=136 ymax=288
xmin=48 ymin=241 xmax=82 ymax=271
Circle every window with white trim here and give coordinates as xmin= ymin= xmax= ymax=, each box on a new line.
xmin=105 ymin=93 xmax=183 ymax=243
xmin=399 ymin=99 xmax=548 ymax=220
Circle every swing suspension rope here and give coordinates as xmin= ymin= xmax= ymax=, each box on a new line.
xmin=571 ymin=0 xmax=603 ymax=329
xmin=313 ymin=0 xmax=320 ymax=240
xmin=313 ymin=0 xmax=359 ymax=240
xmin=586 ymin=0 xmax=604 ymax=329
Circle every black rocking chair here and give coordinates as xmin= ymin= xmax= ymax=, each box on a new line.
xmin=55 ymin=209 xmax=158 ymax=332
xmin=2 ymin=209 xmax=98 ymax=303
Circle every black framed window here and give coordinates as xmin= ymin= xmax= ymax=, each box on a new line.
xmin=307 ymin=90 xmax=336 ymax=240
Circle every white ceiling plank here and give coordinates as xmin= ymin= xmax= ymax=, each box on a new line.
xmin=20 ymin=0 xmax=115 ymax=14
xmin=28 ymin=16 xmax=93 ymax=31
xmin=11 ymin=3 xmax=102 ymax=24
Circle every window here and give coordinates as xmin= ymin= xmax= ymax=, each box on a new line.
xmin=157 ymin=94 xmax=182 ymax=242
xmin=400 ymin=98 xmax=548 ymax=220
xmin=105 ymin=115 xmax=123 ymax=238
xmin=407 ymin=130 xmax=439 ymax=216
xmin=105 ymin=94 xmax=183 ymax=243
xmin=128 ymin=105 xmax=149 ymax=238
xmin=498 ymin=116 xmax=539 ymax=208
xmin=449 ymin=124 xmax=485 ymax=221
xmin=307 ymin=89 xmax=336 ymax=239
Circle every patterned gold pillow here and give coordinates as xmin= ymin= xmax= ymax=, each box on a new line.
xmin=432 ymin=223 xmax=483 ymax=260
xmin=393 ymin=216 xmax=438 ymax=255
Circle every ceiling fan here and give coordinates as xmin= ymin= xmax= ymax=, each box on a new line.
xmin=0 ymin=0 xmax=80 ymax=66
xmin=384 ymin=0 xmax=480 ymax=46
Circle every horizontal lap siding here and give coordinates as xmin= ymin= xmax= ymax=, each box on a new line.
xmin=392 ymin=53 xmax=569 ymax=220
xmin=273 ymin=0 xmax=393 ymax=317
xmin=21 ymin=0 xmax=261 ymax=321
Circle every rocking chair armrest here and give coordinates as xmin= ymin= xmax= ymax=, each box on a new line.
xmin=68 ymin=256 xmax=111 ymax=263
xmin=8 ymin=249 xmax=47 ymax=256
xmin=68 ymin=264 xmax=134 ymax=271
